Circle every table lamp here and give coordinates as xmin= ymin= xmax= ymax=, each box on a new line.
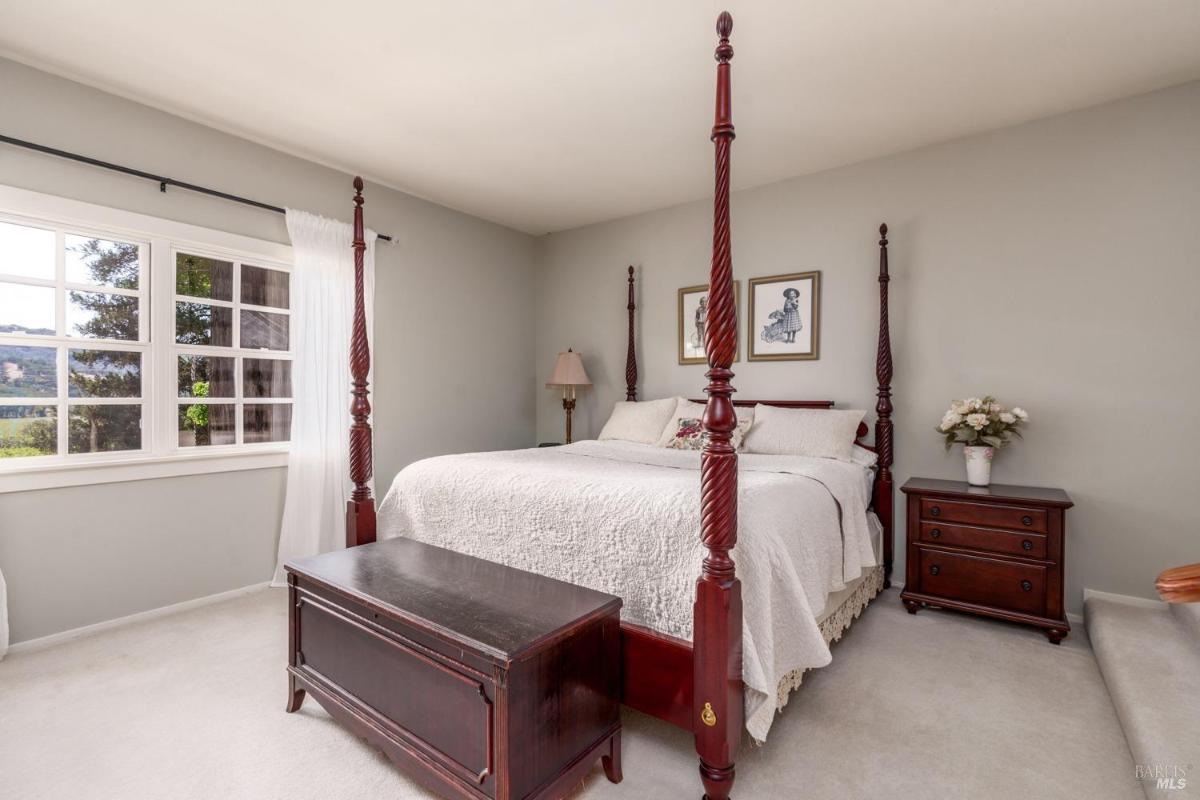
xmin=546 ymin=349 xmax=591 ymax=444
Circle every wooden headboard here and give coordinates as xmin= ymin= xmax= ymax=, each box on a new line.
xmin=628 ymin=224 xmax=895 ymax=586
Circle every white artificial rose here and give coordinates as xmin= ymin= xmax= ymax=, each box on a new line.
xmin=940 ymin=411 xmax=963 ymax=431
xmin=950 ymin=400 xmax=967 ymax=415
xmin=999 ymin=412 xmax=1016 ymax=424
xmin=966 ymin=413 xmax=988 ymax=430
xmin=1012 ymin=407 xmax=1028 ymax=421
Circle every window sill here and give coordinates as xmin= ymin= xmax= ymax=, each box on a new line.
xmin=0 ymin=448 xmax=289 ymax=494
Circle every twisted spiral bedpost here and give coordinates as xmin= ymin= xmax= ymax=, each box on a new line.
xmin=694 ymin=12 xmax=743 ymax=800
xmin=346 ymin=177 xmax=377 ymax=547
xmin=875 ymin=223 xmax=894 ymax=585
xmin=626 ymin=266 xmax=638 ymax=401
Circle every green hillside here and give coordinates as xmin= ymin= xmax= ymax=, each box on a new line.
xmin=0 ymin=345 xmax=57 ymax=397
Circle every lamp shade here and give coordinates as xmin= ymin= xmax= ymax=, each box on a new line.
xmin=546 ymin=349 xmax=592 ymax=387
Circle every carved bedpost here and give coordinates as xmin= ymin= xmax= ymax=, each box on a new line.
xmin=346 ymin=177 xmax=377 ymax=548
xmin=875 ymin=223 xmax=894 ymax=586
xmin=626 ymin=266 xmax=638 ymax=401
xmin=693 ymin=12 xmax=743 ymax=800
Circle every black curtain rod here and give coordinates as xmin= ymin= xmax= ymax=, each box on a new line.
xmin=0 ymin=133 xmax=394 ymax=243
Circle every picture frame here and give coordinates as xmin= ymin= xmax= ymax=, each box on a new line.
xmin=747 ymin=271 xmax=821 ymax=361
xmin=677 ymin=282 xmax=740 ymax=365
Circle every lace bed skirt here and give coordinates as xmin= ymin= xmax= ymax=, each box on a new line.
xmin=773 ymin=565 xmax=886 ymax=715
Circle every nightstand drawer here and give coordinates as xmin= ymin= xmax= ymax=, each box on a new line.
xmin=917 ymin=547 xmax=1047 ymax=617
xmin=919 ymin=521 xmax=1047 ymax=559
xmin=920 ymin=498 xmax=1047 ymax=534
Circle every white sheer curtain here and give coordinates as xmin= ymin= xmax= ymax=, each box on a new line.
xmin=272 ymin=209 xmax=375 ymax=585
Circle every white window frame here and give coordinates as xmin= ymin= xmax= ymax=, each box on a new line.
xmin=0 ymin=185 xmax=292 ymax=493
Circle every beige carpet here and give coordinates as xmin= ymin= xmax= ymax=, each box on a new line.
xmin=0 ymin=588 xmax=1141 ymax=800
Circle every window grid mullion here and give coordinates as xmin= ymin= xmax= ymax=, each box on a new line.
xmin=233 ymin=259 xmax=241 ymax=446
xmin=54 ymin=229 xmax=65 ymax=337
xmin=173 ymin=295 xmax=234 ymax=309
xmin=55 ymin=345 xmax=67 ymax=455
xmin=0 ymin=274 xmax=56 ymax=289
xmin=55 ymin=231 xmax=65 ymax=455
xmin=67 ymin=396 xmax=144 ymax=406
xmin=64 ymin=282 xmax=142 ymax=298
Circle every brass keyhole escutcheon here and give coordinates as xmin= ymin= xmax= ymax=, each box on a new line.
xmin=701 ymin=702 xmax=717 ymax=727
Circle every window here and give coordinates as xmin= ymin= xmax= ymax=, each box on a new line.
xmin=0 ymin=221 xmax=148 ymax=458
xmin=173 ymin=251 xmax=292 ymax=448
xmin=0 ymin=186 xmax=293 ymax=488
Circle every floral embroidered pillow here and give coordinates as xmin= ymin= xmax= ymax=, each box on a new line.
xmin=664 ymin=416 xmax=751 ymax=451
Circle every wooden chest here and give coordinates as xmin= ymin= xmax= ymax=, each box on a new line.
xmin=285 ymin=538 xmax=623 ymax=800
xmin=900 ymin=477 xmax=1073 ymax=643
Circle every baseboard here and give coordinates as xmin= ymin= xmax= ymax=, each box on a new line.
xmin=1082 ymin=587 xmax=1167 ymax=612
xmin=8 ymin=581 xmax=273 ymax=655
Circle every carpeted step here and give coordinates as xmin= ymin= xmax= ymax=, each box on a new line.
xmin=1172 ymin=602 xmax=1200 ymax=645
xmin=1085 ymin=595 xmax=1200 ymax=799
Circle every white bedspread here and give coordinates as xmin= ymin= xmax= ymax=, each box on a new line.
xmin=377 ymin=439 xmax=877 ymax=741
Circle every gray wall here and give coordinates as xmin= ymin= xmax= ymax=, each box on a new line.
xmin=0 ymin=58 xmax=538 ymax=643
xmin=535 ymin=81 xmax=1200 ymax=612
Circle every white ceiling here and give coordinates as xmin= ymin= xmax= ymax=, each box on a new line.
xmin=2 ymin=1 xmax=1199 ymax=234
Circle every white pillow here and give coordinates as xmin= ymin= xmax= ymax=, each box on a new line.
xmin=850 ymin=443 xmax=879 ymax=468
xmin=655 ymin=398 xmax=755 ymax=450
xmin=741 ymin=405 xmax=866 ymax=461
xmin=597 ymin=397 xmax=679 ymax=445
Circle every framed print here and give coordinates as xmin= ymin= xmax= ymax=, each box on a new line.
xmin=747 ymin=271 xmax=820 ymax=361
xmin=677 ymin=282 xmax=740 ymax=365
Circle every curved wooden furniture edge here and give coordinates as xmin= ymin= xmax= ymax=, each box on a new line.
xmin=1156 ymin=562 xmax=1200 ymax=603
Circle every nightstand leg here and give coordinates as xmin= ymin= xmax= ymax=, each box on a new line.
xmin=902 ymin=598 xmax=921 ymax=615
xmin=1045 ymin=628 xmax=1067 ymax=645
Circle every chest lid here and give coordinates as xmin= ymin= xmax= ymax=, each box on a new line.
xmin=287 ymin=537 xmax=621 ymax=665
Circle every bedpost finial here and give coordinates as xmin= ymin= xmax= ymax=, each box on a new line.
xmin=353 ymin=176 xmax=364 ymax=204
xmin=715 ymin=12 xmax=733 ymax=62
xmin=717 ymin=11 xmax=732 ymax=38
xmin=879 ymin=222 xmax=887 ymax=238
xmin=628 ymin=265 xmax=634 ymax=278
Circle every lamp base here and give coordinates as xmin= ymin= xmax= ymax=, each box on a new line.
xmin=563 ymin=398 xmax=576 ymax=444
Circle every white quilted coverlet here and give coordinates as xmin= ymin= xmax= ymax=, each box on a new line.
xmin=378 ymin=439 xmax=877 ymax=741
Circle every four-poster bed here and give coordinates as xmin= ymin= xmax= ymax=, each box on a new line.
xmin=335 ymin=13 xmax=894 ymax=799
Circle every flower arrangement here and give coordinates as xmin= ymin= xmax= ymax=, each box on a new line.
xmin=938 ymin=396 xmax=1027 ymax=450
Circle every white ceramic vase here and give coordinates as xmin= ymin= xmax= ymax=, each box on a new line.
xmin=964 ymin=445 xmax=995 ymax=486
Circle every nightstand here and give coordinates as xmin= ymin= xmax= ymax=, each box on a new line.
xmin=900 ymin=477 xmax=1074 ymax=644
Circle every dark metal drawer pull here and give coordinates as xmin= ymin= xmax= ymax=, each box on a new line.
xmin=930 ymin=528 xmax=942 ymax=539
xmin=1021 ymin=515 xmax=1033 ymax=526
xmin=930 ymin=565 xmax=941 ymax=576
xmin=930 ymin=506 xmax=941 ymax=517
xmin=1022 ymin=540 xmax=1033 ymax=551
xmin=1021 ymin=580 xmax=1033 ymax=592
